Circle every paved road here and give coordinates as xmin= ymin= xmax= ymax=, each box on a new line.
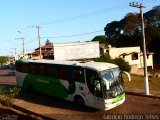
xmin=0 ymin=70 xmax=160 ymax=120
xmin=15 ymin=91 xmax=160 ymax=120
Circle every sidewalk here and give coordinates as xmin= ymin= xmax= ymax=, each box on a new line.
xmin=125 ymin=87 xmax=160 ymax=99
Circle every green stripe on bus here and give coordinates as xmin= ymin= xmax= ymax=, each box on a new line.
xmin=112 ymin=93 xmax=125 ymax=104
xmin=23 ymin=74 xmax=75 ymax=99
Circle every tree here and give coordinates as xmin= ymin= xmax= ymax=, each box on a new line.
xmin=104 ymin=21 xmax=123 ymax=46
xmin=113 ymin=57 xmax=131 ymax=72
xmin=45 ymin=39 xmax=52 ymax=45
xmin=145 ymin=5 xmax=160 ymax=28
xmin=103 ymin=5 xmax=160 ymax=63
xmin=91 ymin=35 xmax=108 ymax=44
xmin=121 ymin=13 xmax=140 ymax=36
xmin=93 ymin=54 xmax=112 ymax=63
xmin=0 ymin=56 xmax=8 ymax=66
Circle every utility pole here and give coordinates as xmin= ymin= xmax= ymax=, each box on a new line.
xmin=29 ymin=25 xmax=42 ymax=59
xmin=11 ymin=48 xmax=17 ymax=61
xmin=15 ymin=37 xmax=25 ymax=57
xmin=129 ymin=2 xmax=149 ymax=95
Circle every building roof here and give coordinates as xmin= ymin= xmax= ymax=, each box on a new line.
xmin=35 ymin=44 xmax=53 ymax=50
xmin=30 ymin=43 xmax=54 ymax=56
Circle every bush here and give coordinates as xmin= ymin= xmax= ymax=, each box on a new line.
xmin=93 ymin=54 xmax=112 ymax=63
xmin=77 ymin=54 xmax=131 ymax=72
xmin=113 ymin=57 xmax=131 ymax=72
xmin=0 ymin=86 xmax=20 ymax=107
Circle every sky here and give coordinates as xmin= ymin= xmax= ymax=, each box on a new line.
xmin=0 ymin=0 xmax=160 ymax=56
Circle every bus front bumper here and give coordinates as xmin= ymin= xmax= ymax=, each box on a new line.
xmin=104 ymin=93 xmax=125 ymax=111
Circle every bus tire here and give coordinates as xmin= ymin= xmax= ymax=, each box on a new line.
xmin=74 ymin=95 xmax=85 ymax=107
xmin=28 ymin=84 xmax=35 ymax=93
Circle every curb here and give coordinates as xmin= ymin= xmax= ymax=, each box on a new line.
xmin=12 ymin=104 xmax=55 ymax=120
xmin=125 ymin=91 xmax=160 ymax=99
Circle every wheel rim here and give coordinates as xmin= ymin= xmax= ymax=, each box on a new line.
xmin=29 ymin=85 xmax=35 ymax=93
xmin=77 ymin=98 xmax=84 ymax=106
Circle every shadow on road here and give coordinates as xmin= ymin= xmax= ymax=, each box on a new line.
xmin=16 ymin=89 xmax=99 ymax=113
xmin=0 ymin=84 xmax=17 ymax=89
xmin=0 ymin=70 xmax=99 ymax=113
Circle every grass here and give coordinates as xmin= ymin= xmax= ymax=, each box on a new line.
xmin=123 ymin=74 xmax=160 ymax=92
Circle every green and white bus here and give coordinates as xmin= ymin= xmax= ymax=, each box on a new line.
xmin=15 ymin=59 xmax=131 ymax=110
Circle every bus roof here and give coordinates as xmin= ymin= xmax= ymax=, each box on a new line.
xmin=16 ymin=59 xmax=118 ymax=71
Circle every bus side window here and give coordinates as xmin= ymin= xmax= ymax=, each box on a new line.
xmin=86 ymin=69 xmax=99 ymax=93
xmin=57 ymin=66 xmax=70 ymax=80
xmin=29 ymin=63 xmax=37 ymax=74
xmin=15 ymin=62 xmax=21 ymax=72
xmin=73 ymin=67 xmax=85 ymax=83
xmin=48 ymin=65 xmax=55 ymax=77
xmin=22 ymin=63 xmax=29 ymax=73
xmin=37 ymin=64 xmax=47 ymax=75
xmin=86 ymin=69 xmax=102 ymax=98
xmin=16 ymin=62 xmax=28 ymax=73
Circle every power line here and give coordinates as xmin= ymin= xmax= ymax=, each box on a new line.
xmin=42 ymin=30 xmax=104 ymax=39
xmin=39 ymin=3 xmax=128 ymax=26
xmin=25 ymin=37 xmax=38 ymax=44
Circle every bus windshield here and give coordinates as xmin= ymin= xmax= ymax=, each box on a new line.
xmin=100 ymin=68 xmax=124 ymax=99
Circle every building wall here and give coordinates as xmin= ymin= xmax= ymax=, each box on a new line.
xmin=140 ymin=54 xmax=154 ymax=69
xmin=108 ymin=46 xmax=153 ymax=69
xmin=54 ymin=41 xmax=100 ymax=60
xmin=109 ymin=46 xmax=141 ymax=68
xmin=109 ymin=46 xmax=140 ymax=59
xmin=130 ymin=64 xmax=145 ymax=75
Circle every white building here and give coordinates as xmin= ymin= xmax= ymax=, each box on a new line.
xmin=54 ymin=41 xmax=100 ymax=60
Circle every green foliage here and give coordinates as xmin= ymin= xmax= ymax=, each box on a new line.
xmin=91 ymin=35 xmax=108 ymax=44
xmin=93 ymin=54 xmax=112 ymax=63
xmin=45 ymin=39 xmax=52 ymax=45
xmin=0 ymin=86 xmax=20 ymax=107
xmin=113 ymin=57 xmax=131 ymax=72
xmin=0 ymin=56 xmax=8 ymax=66
xmin=93 ymin=54 xmax=131 ymax=72
xmin=104 ymin=5 xmax=160 ymax=63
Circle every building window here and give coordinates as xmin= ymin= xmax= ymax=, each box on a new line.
xmin=106 ymin=50 xmax=109 ymax=54
xmin=132 ymin=53 xmax=138 ymax=60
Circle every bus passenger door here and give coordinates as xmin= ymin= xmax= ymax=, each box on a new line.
xmin=93 ymin=80 xmax=105 ymax=110
xmin=72 ymin=68 xmax=94 ymax=107
xmin=85 ymin=68 xmax=104 ymax=109
xmin=85 ymin=87 xmax=95 ymax=107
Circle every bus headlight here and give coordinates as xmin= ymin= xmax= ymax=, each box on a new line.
xmin=105 ymin=101 xmax=112 ymax=105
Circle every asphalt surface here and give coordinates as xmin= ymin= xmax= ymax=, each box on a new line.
xmin=14 ymin=91 xmax=160 ymax=120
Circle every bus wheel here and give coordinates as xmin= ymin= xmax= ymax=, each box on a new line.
xmin=28 ymin=85 xmax=35 ymax=93
xmin=74 ymin=96 xmax=85 ymax=107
